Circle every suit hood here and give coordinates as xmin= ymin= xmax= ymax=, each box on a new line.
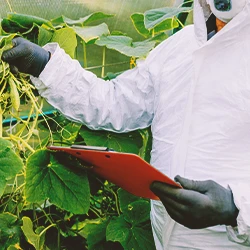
xmin=194 ymin=0 xmax=250 ymax=45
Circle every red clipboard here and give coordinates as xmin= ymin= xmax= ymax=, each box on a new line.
xmin=47 ymin=145 xmax=181 ymax=200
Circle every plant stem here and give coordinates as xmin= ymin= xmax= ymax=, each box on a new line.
xmin=138 ymin=129 xmax=149 ymax=160
xmin=86 ymin=60 xmax=129 ymax=70
xmin=89 ymin=207 xmax=102 ymax=218
xmin=39 ymin=223 xmax=56 ymax=237
xmin=35 ymin=203 xmax=55 ymax=225
xmin=83 ymin=42 xmax=87 ymax=68
xmin=176 ymin=17 xmax=185 ymax=28
xmin=0 ymin=106 xmax=2 ymax=137
xmin=57 ymin=228 xmax=61 ymax=250
xmin=5 ymin=0 xmax=13 ymax=12
xmin=101 ymin=47 xmax=106 ymax=78
xmin=110 ymin=188 xmax=120 ymax=215
xmin=9 ymin=134 xmax=35 ymax=153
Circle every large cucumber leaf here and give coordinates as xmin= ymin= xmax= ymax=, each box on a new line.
xmin=73 ymin=23 xmax=110 ymax=44
xmin=51 ymin=12 xmax=114 ymax=27
xmin=0 ymin=213 xmax=22 ymax=248
xmin=25 ymin=149 xmax=90 ymax=214
xmin=79 ymin=126 xmax=143 ymax=154
xmin=0 ymin=138 xmax=23 ymax=197
xmin=50 ymin=27 xmax=77 ymax=58
xmin=21 ymin=217 xmax=46 ymax=250
xmin=95 ymin=35 xmax=155 ymax=58
xmin=144 ymin=6 xmax=192 ymax=30
xmin=131 ymin=12 xmax=178 ymax=38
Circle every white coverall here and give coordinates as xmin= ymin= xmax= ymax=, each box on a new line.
xmin=32 ymin=0 xmax=250 ymax=248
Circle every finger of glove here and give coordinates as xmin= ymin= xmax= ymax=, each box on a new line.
xmin=159 ymin=194 xmax=214 ymax=229
xmin=174 ymin=175 xmax=210 ymax=193
xmin=151 ymin=181 xmax=205 ymax=205
xmin=12 ymin=37 xmax=27 ymax=47
xmin=160 ymin=200 xmax=186 ymax=226
xmin=9 ymin=65 xmax=19 ymax=75
xmin=157 ymin=193 xmax=190 ymax=214
xmin=2 ymin=43 xmax=31 ymax=62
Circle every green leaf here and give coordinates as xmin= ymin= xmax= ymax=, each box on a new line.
xmin=138 ymin=128 xmax=152 ymax=163
xmin=0 ymin=138 xmax=23 ymax=197
xmin=107 ymin=214 xmax=155 ymax=250
xmin=7 ymin=246 xmax=20 ymax=250
xmin=38 ymin=26 xmax=54 ymax=46
xmin=1 ymin=18 xmax=28 ymax=33
xmin=78 ymin=218 xmax=109 ymax=250
xmin=146 ymin=32 xmax=168 ymax=45
xmin=21 ymin=217 xmax=45 ymax=250
xmin=107 ymin=197 xmax=154 ymax=250
xmin=106 ymin=216 xmax=130 ymax=247
xmin=79 ymin=126 xmax=143 ymax=154
xmin=95 ymin=35 xmax=155 ymax=58
xmin=0 ymin=34 xmax=17 ymax=58
xmin=73 ymin=23 xmax=110 ymax=44
xmin=6 ymin=12 xmax=48 ymax=28
xmin=51 ymin=12 xmax=114 ymax=27
xmin=144 ymin=6 xmax=192 ymax=30
xmin=76 ymin=12 xmax=115 ymax=26
xmin=25 ymin=149 xmax=90 ymax=214
xmin=131 ymin=12 xmax=179 ymax=39
xmin=50 ymin=122 xmax=81 ymax=146
xmin=60 ymin=122 xmax=81 ymax=144
xmin=130 ymin=13 xmax=151 ymax=38
xmin=118 ymin=188 xmax=141 ymax=213
xmin=153 ymin=18 xmax=179 ymax=33
xmin=123 ymin=200 xmax=150 ymax=225
xmin=1 ymin=19 xmax=29 ymax=33
xmin=0 ymin=213 xmax=21 ymax=249
xmin=51 ymin=27 xmax=77 ymax=58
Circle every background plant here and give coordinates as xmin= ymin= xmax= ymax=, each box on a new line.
xmin=0 ymin=2 xmax=192 ymax=249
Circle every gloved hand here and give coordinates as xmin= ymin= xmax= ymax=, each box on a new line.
xmin=1 ymin=37 xmax=50 ymax=77
xmin=150 ymin=175 xmax=239 ymax=229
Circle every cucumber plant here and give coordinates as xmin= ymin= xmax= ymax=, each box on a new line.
xmin=0 ymin=3 xmax=192 ymax=249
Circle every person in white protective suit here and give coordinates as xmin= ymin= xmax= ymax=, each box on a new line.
xmin=2 ymin=0 xmax=250 ymax=249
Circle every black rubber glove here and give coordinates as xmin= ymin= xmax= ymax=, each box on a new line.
xmin=1 ymin=37 xmax=50 ymax=77
xmin=150 ymin=175 xmax=239 ymax=229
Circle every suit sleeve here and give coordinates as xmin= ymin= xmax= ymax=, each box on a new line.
xmin=31 ymin=43 xmax=155 ymax=133
xmin=226 ymin=183 xmax=250 ymax=246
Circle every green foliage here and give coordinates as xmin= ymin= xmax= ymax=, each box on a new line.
xmin=0 ymin=138 xmax=23 ymax=197
xmin=25 ymin=150 xmax=90 ymax=214
xmin=77 ymin=218 xmax=110 ymax=250
xmin=79 ymin=126 xmax=143 ymax=154
xmin=106 ymin=189 xmax=154 ymax=250
xmin=131 ymin=12 xmax=178 ymax=38
xmin=50 ymin=27 xmax=77 ymax=58
xmin=95 ymin=35 xmax=156 ymax=57
xmin=144 ymin=6 xmax=192 ymax=30
xmin=21 ymin=217 xmax=46 ymax=250
xmin=0 ymin=213 xmax=22 ymax=248
xmin=73 ymin=23 xmax=110 ymax=44
xmin=0 ymin=3 xmax=192 ymax=250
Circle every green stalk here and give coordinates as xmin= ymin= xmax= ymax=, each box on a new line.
xmin=101 ymin=47 xmax=106 ymax=78
xmin=39 ymin=223 xmax=56 ymax=237
xmin=175 ymin=17 xmax=185 ymax=28
xmin=83 ymin=42 xmax=87 ymax=68
xmin=5 ymin=0 xmax=13 ymax=12
xmin=152 ymin=28 xmax=155 ymax=38
xmin=0 ymin=106 xmax=3 ymax=137
xmin=138 ymin=129 xmax=149 ymax=160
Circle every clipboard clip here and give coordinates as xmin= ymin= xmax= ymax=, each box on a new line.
xmin=70 ymin=145 xmax=114 ymax=152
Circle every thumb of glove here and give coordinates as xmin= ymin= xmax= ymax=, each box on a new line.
xmin=174 ymin=175 xmax=209 ymax=193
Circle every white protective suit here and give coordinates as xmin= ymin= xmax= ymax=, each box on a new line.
xmin=32 ymin=0 xmax=250 ymax=249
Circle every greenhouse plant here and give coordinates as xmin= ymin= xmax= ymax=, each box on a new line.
xmin=0 ymin=0 xmax=192 ymax=249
